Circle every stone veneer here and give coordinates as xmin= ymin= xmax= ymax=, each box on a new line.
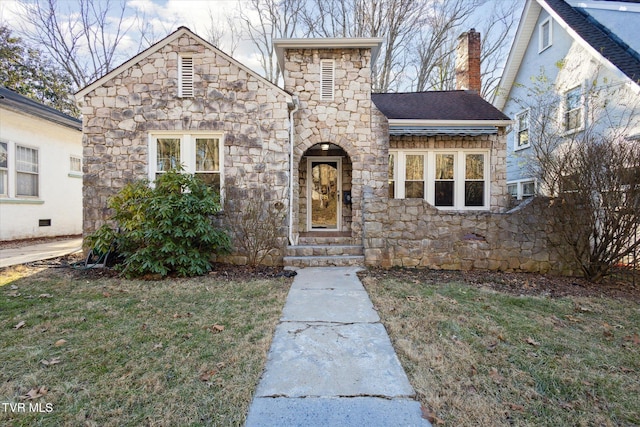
xmin=283 ymin=47 xmax=388 ymax=241
xmin=363 ymin=195 xmax=579 ymax=275
xmin=78 ymin=32 xmax=291 ymax=263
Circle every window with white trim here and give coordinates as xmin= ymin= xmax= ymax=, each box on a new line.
xmin=179 ymin=56 xmax=194 ymax=98
xmin=16 ymin=145 xmax=38 ymax=197
xmin=507 ymin=179 xmax=536 ymax=200
xmin=388 ymin=153 xmax=396 ymax=198
xmin=515 ymin=110 xmax=530 ymax=150
xmin=70 ymin=155 xmax=82 ymax=175
xmin=320 ymin=60 xmax=335 ymax=101
xmin=564 ymin=86 xmax=584 ymax=133
xmin=539 ymin=17 xmax=552 ymax=52
xmin=149 ymin=133 xmax=223 ymax=194
xmin=0 ymin=142 xmax=7 ymax=196
xmin=389 ymin=150 xmax=490 ymax=210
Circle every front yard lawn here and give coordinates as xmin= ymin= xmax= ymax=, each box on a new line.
xmin=1 ymin=262 xmax=291 ymax=426
xmin=361 ymin=269 xmax=640 ymax=427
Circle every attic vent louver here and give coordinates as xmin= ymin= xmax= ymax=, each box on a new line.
xmin=320 ymin=60 xmax=334 ymax=101
xmin=179 ymin=56 xmax=194 ymax=97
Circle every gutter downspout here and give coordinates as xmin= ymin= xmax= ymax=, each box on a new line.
xmin=288 ymin=95 xmax=300 ymax=246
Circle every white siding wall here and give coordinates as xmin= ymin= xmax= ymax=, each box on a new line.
xmin=0 ymin=108 xmax=82 ymax=240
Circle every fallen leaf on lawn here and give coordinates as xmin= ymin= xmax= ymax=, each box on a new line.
xmin=406 ymin=295 xmax=423 ymax=302
xmin=153 ymin=343 xmax=163 ymax=350
xmin=420 ymin=404 xmax=444 ymax=424
xmin=469 ymin=365 xmax=478 ymax=376
xmin=623 ymin=333 xmax=640 ymax=346
xmin=564 ymin=314 xmax=581 ymax=323
xmin=620 ymin=366 xmax=635 ymax=373
xmin=216 ymin=362 xmax=226 ymax=369
xmin=54 ymin=339 xmax=67 ymax=347
xmin=509 ymin=403 xmax=525 ymax=412
xmin=581 ymin=380 xmax=593 ymax=387
xmin=205 ymin=324 xmax=225 ymax=333
xmin=103 ymin=291 xmax=111 ymax=297
xmin=10 ymin=285 xmax=18 ymax=290
xmin=14 ymin=321 xmax=26 ymax=329
xmin=497 ymin=333 xmax=506 ymax=342
xmin=559 ymin=401 xmax=574 ymax=410
xmin=199 ymin=369 xmax=217 ymax=382
xmin=21 ymin=386 xmax=48 ymax=400
xmin=489 ymin=367 xmax=503 ymax=384
xmin=525 ymin=337 xmax=540 ymax=347
xmin=141 ymin=323 xmax=147 ymax=331
xmin=486 ymin=341 xmax=498 ymax=351
xmin=41 ymin=357 xmax=61 ymax=366
xmin=182 ymin=333 xmax=193 ymax=339
xmin=39 ymin=294 xmax=53 ymax=298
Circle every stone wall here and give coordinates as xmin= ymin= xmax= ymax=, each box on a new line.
xmin=78 ymin=32 xmax=291 ymax=264
xmin=283 ymin=47 xmax=388 ymax=239
xmin=363 ymin=194 xmax=580 ymax=275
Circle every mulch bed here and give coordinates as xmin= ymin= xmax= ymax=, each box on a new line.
xmin=6 ymin=251 xmax=638 ymax=302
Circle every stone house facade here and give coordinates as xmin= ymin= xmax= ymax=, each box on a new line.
xmin=76 ymin=27 xmax=579 ymax=275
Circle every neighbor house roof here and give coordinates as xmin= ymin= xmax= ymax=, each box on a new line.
xmin=0 ymin=86 xmax=82 ymax=131
xmin=76 ymin=27 xmax=291 ymax=102
xmin=494 ymin=0 xmax=640 ymax=110
xmin=373 ymin=91 xmax=511 ymax=136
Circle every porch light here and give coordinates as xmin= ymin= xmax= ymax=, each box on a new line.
xmin=321 ymin=143 xmax=330 ymax=151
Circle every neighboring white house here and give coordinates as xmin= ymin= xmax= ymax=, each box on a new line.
xmin=494 ymin=0 xmax=640 ymax=199
xmin=0 ymin=86 xmax=83 ymax=240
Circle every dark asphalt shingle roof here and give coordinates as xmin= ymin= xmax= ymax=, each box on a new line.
xmin=0 ymin=86 xmax=82 ymax=131
xmin=372 ymin=91 xmax=511 ymax=121
xmin=544 ymin=0 xmax=640 ymax=85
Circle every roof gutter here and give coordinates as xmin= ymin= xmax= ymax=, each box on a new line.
xmin=387 ymin=119 xmax=513 ymax=127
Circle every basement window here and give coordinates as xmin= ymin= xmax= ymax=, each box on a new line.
xmin=320 ymin=60 xmax=335 ymax=101
xmin=179 ymin=56 xmax=194 ymax=98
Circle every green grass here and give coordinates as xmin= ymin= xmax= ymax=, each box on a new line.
xmin=0 ymin=265 xmax=290 ymax=426
xmin=362 ymin=274 xmax=640 ymax=426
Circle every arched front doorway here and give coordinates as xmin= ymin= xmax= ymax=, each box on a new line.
xmin=299 ymin=143 xmax=352 ymax=233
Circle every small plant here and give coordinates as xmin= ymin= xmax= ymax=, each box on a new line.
xmin=86 ymin=169 xmax=230 ymax=278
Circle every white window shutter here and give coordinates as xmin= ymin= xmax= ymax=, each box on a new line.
xmin=320 ymin=60 xmax=334 ymax=101
xmin=180 ymin=56 xmax=194 ymax=97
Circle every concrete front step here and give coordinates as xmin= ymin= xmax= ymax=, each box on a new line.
xmin=297 ymin=236 xmax=358 ymax=245
xmin=283 ymin=255 xmax=365 ymax=268
xmin=286 ymin=244 xmax=364 ymax=257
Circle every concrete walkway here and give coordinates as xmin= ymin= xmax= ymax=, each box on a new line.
xmin=0 ymin=238 xmax=83 ymax=268
xmin=245 ymin=267 xmax=431 ymax=427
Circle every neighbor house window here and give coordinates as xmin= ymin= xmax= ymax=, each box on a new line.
xmin=16 ymin=145 xmax=38 ymax=197
xmin=564 ymin=86 xmax=583 ymax=133
xmin=515 ymin=110 xmax=530 ymax=149
xmin=0 ymin=142 xmax=7 ymax=196
xmin=70 ymin=156 xmax=82 ymax=176
xmin=320 ymin=60 xmax=335 ymax=101
xmin=149 ymin=133 xmax=223 ymax=194
xmin=539 ymin=17 xmax=552 ymax=52
xmin=179 ymin=56 xmax=194 ymax=97
xmin=508 ymin=179 xmax=536 ymax=200
xmin=389 ymin=150 xmax=489 ymax=210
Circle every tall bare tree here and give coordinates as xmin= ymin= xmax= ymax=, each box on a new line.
xmin=513 ymin=69 xmax=640 ymax=281
xmin=238 ymin=0 xmax=305 ymax=83
xmin=17 ymin=0 xmax=146 ymax=89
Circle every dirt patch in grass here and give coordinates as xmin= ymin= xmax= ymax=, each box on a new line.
xmin=0 ymin=262 xmax=292 ymax=426
xmin=361 ymin=269 xmax=640 ymax=426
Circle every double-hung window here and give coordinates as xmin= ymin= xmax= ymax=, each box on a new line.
xmin=16 ymin=145 xmax=39 ymax=197
xmin=389 ymin=150 xmax=489 ymax=210
xmin=564 ymin=86 xmax=583 ymax=133
xmin=515 ymin=110 xmax=530 ymax=150
xmin=149 ymin=133 xmax=223 ymax=194
xmin=539 ymin=17 xmax=552 ymax=52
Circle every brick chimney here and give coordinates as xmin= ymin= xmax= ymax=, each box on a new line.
xmin=456 ymin=29 xmax=481 ymax=94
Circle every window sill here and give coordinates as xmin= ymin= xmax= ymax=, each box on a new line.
xmin=0 ymin=198 xmax=45 ymax=205
xmin=538 ymin=44 xmax=552 ymax=54
xmin=514 ymin=144 xmax=531 ymax=152
xmin=68 ymin=172 xmax=83 ymax=178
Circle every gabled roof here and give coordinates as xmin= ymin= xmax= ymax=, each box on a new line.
xmin=0 ymin=86 xmax=82 ymax=131
xmin=494 ymin=0 xmax=640 ymax=110
xmin=76 ymin=27 xmax=290 ymax=101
